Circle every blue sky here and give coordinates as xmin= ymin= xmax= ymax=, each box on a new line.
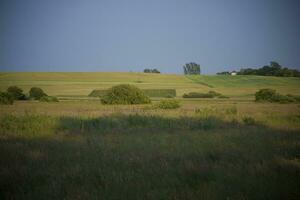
xmin=1 ymin=0 xmax=300 ymax=74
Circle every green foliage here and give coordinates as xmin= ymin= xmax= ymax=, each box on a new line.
xmin=39 ymin=96 xmax=59 ymax=102
xmin=29 ymin=87 xmax=47 ymax=100
xmin=237 ymin=61 xmax=300 ymax=77
xmin=183 ymin=62 xmax=201 ymax=75
xmin=255 ymin=88 xmax=277 ymax=101
xmin=183 ymin=91 xmax=223 ymax=98
xmin=7 ymin=86 xmax=26 ymax=100
xmin=156 ymin=99 xmax=180 ymax=109
xmin=89 ymin=89 xmax=176 ymax=98
xmin=255 ymin=89 xmax=299 ymax=103
xmin=0 ymin=92 xmax=14 ymax=105
xmin=144 ymin=68 xmax=160 ymax=73
xmin=216 ymin=71 xmax=231 ymax=75
xmin=101 ymin=84 xmax=151 ymax=105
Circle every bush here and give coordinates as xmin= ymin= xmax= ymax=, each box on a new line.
xmin=101 ymin=84 xmax=151 ymax=105
xmin=29 ymin=87 xmax=47 ymax=100
xmin=39 ymin=96 xmax=59 ymax=102
xmin=7 ymin=86 xmax=26 ymax=100
xmin=255 ymin=89 xmax=299 ymax=103
xmin=255 ymin=89 xmax=277 ymax=102
xmin=0 ymin=92 xmax=14 ymax=105
xmin=156 ymin=99 xmax=180 ymax=109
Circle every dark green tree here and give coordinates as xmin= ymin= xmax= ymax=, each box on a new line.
xmin=29 ymin=87 xmax=47 ymax=100
xmin=183 ymin=62 xmax=201 ymax=75
xmin=7 ymin=86 xmax=26 ymax=100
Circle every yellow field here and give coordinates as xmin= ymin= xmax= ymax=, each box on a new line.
xmin=1 ymin=72 xmax=299 ymax=97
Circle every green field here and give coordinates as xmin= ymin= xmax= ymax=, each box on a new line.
xmin=1 ymin=72 xmax=300 ymax=200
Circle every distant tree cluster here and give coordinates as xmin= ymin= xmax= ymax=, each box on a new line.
xmin=143 ymin=68 xmax=160 ymax=73
xmin=216 ymin=71 xmax=231 ymax=75
xmin=183 ymin=62 xmax=201 ymax=75
xmin=0 ymin=86 xmax=59 ymax=104
xmin=237 ymin=62 xmax=300 ymax=77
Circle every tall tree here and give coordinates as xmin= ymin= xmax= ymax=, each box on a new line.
xmin=183 ymin=62 xmax=201 ymax=75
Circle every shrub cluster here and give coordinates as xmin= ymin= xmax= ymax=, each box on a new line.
xmin=29 ymin=87 xmax=47 ymax=100
xmin=156 ymin=99 xmax=180 ymax=109
xmin=0 ymin=92 xmax=14 ymax=105
xmin=255 ymin=88 xmax=300 ymax=103
xmin=7 ymin=86 xmax=26 ymax=100
xmin=101 ymin=84 xmax=151 ymax=105
xmin=1 ymin=86 xmax=59 ymax=104
xmin=183 ymin=91 xmax=226 ymax=98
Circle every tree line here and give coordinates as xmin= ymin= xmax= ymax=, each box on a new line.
xmin=217 ymin=62 xmax=300 ymax=77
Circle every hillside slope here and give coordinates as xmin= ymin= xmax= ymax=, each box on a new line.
xmin=0 ymin=72 xmax=299 ymax=97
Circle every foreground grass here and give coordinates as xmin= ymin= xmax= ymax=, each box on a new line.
xmin=0 ymin=110 xmax=300 ymax=200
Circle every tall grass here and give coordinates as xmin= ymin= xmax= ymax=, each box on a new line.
xmin=0 ymin=112 xmax=299 ymax=199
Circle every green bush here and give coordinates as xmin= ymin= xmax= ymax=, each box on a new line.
xmin=39 ymin=96 xmax=59 ymax=102
xmin=156 ymin=99 xmax=180 ymax=109
xmin=101 ymin=84 xmax=151 ymax=105
xmin=255 ymin=89 xmax=298 ymax=103
xmin=255 ymin=89 xmax=277 ymax=102
xmin=0 ymin=92 xmax=14 ymax=105
xmin=29 ymin=87 xmax=47 ymax=100
xmin=7 ymin=86 xmax=26 ymax=100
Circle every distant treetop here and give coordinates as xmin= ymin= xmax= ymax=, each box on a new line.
xmin=183 ymin=62 xmax=201 ymax=75
xmin=144 ymin=68 xmax=160 ymax=73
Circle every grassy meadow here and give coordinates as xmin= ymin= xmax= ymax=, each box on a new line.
xmin=1 ymin=72 xmax=300 ymax=200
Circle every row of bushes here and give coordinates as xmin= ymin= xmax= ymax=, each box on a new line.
xmin=0 ymin=86 xmax=58 ymax=105
xmin=89 ymin=88 xmax=176 ymax=98
xmin=183 ymin=91 xmax=228 ymax=99
xmin=255 ymin=88 xmax=300 ymax=103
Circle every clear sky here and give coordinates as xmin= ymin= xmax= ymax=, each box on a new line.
xmin=1 ymin=0 xmax=300 ymax=74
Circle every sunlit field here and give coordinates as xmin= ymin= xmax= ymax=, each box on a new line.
xmin=1 ymin=72 xmax=300 ymax=200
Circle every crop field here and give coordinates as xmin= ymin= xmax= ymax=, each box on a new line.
xmin=1 ymin=72 xmax=300 ymax=200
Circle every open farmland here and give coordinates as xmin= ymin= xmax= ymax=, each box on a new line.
xmin=1 ymin=72 xmax=300 ymax=98
xmin=0 ymin=72 xmax=300 ymax=200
